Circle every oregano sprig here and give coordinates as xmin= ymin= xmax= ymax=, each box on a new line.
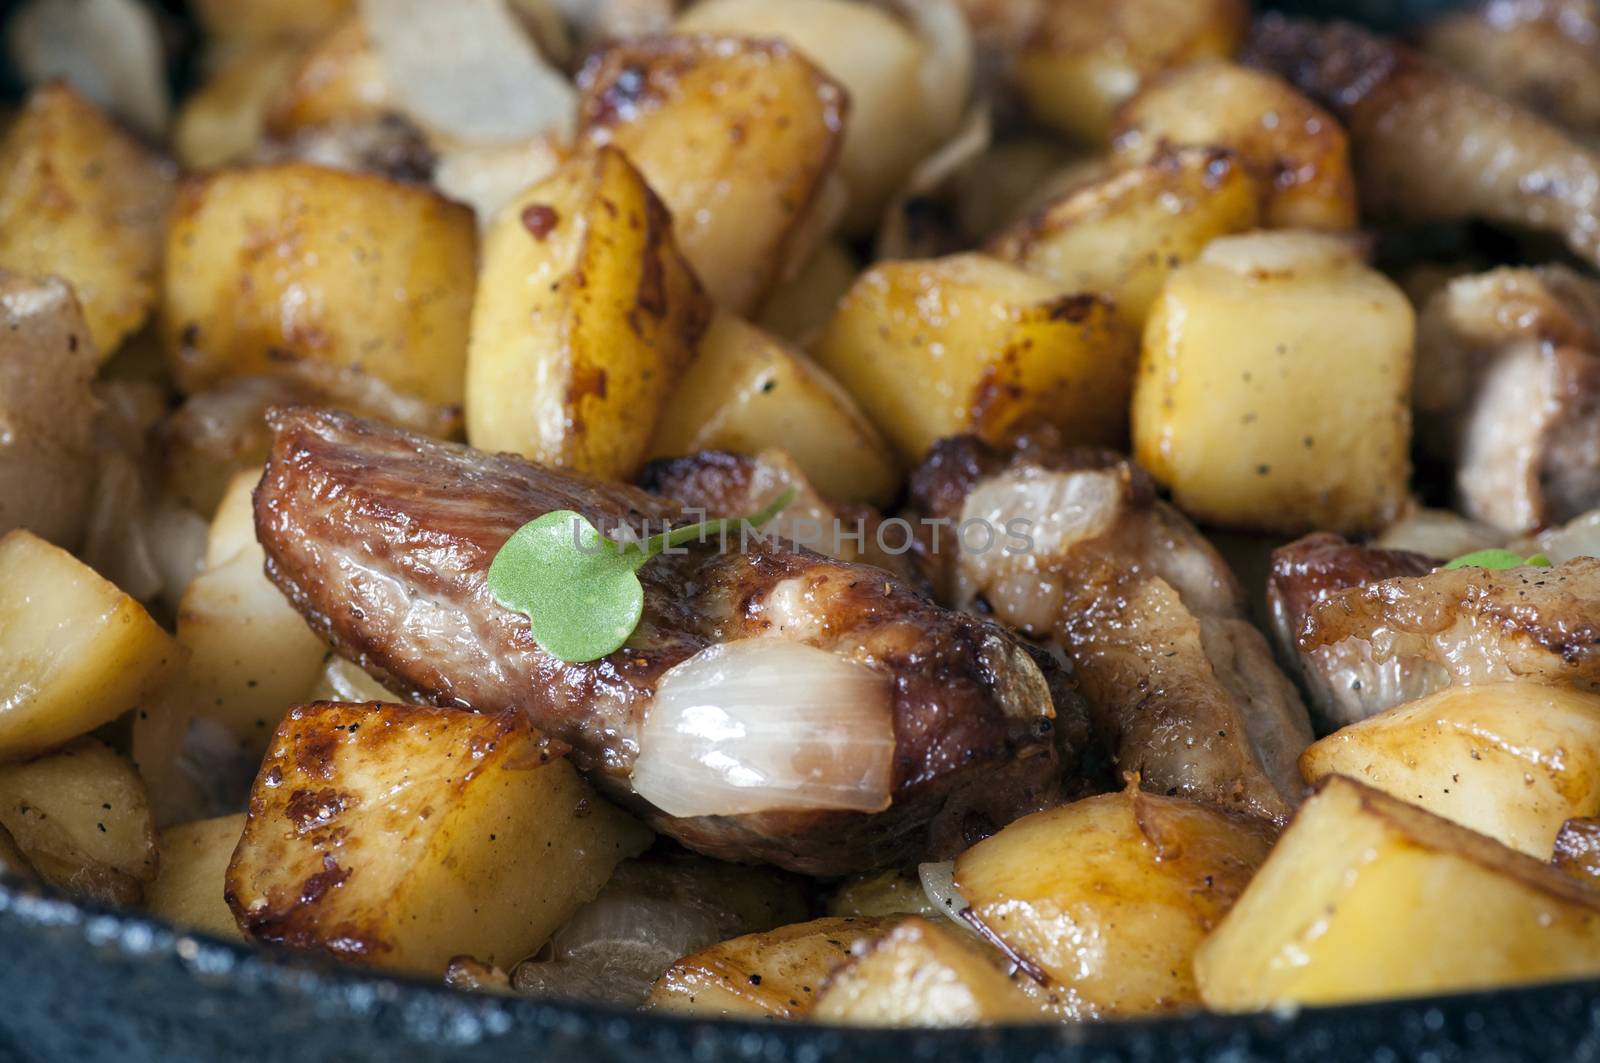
xmin=1441 ymin=548 xmax=1552 ymax=572
xmin=488 ymin=487 xmax=797 ymax=663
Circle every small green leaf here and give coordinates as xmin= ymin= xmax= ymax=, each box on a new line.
xmin=487 ymin=510 xmax=644 ymax=664
xmin=1442 ymin=548 xmax=1553 ymax=572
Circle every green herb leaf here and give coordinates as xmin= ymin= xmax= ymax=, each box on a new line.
xmin=487 ymin=487 xmax=798 ymax=664
xmin=1441 ymin=548 xmax=1553 ymax=572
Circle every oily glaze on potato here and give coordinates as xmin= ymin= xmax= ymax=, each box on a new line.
xmin=815 ymin=253 xmax=1137 ymax=462
xmin=1015 ymin=0 xmax=1247 ymax=144
xmin=814 ymin=916 xmax=1046 ymax=1026
xmin=0 ymin=531 xmax=179 ymax=762
xmin=466 ymin=146 xmax=711 ymax=481
xmin=0 ymin=83 xmax=174 ymax=356
xmin=163 ymin=162 xmax=478 ymax=408
xmin=1132 ymin=231 xmax=1414 ymax=535
xmin=144 ymin=813 xmax=247 ymax=940
xmin=0 ymin=739 xmax=159 ymax=906
xmin=953 ymin=786 xmax=1273 ymax=1019
xmin=646 ymin=312 xmax=900 ymax=505
xmin=990 ymin=147 xmax=1263 ymax=332
xmin=576 ymin=34 xmax=847 ymax=314
xmin=226 ymin=701 xmax=652 ymax=975
xmin=1113 ymin=61 xmax=1358 ymax=231
xmin=647 ymin=915 xmax=897 ymax=1020
xmin=1300 ymin=682 xmax=1600 ymax=858
xmin=1197 ymin=776 xmax=1600 ymax=1010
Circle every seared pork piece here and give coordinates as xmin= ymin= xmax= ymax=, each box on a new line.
xmin=1273 ymin=536 xmax=1600 ymax=726
xmin=1423 ymin=0 xmax=1600 ymax=140
xmin=639 ymin=449 xmax=919 ymax=582
xmin=908 ymin=436 xmax=1314 ymax=824
xmin=1266 ymin=533 xmax=1441 ymax=729
xmin=1414 ymin=267 xmax=1600 ymax=533
xmin=253 ymin=408 xmax=1070 ymax=874
xmin=1246 ymin=16 xmax=1600 ymax=267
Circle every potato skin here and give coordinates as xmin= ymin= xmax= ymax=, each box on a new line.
xmin=163 ymin=162 xmax=477 ymax=408
xmin=466 ymin=146 xmax=712 ymax=481
xmin=577 ymin=34 xmax=847 ymax=314
xmin=953 ymin=786 xmax=1272 ymax=1019
xmin=1132 ymin=231 xmax=1413 ymax=535
xmin=815 ymin=252 xmax=1137 ymax=462
xmin=1301 ymin=682 xmax=1600 ymax=857
xmin=0 ymin=84 xmax=174 ymax=356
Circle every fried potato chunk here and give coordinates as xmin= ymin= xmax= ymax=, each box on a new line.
xmin=145 ymin=813 xmax=248 ymax=940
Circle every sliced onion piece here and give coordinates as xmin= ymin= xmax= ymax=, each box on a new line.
xmin=8 ymin=0 xmax=169 ymax=137
xmin=359 ymin=0 xmax=575 ymax=145
xmin=917 ymin=859 xmax=977 ymax=935
xmin=631 ymin=639 xmax=896 ymax=818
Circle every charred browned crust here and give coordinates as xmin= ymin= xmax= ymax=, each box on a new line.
xmin=254 ymin=408 xmax=1067 ymax=873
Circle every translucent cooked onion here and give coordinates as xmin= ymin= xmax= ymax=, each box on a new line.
xmin=359 ymin=0 xmax=575 ymax=144
xmin=8 ymin=0 xmax=169 ymax=136
xmin=917 ymin=860 xmax=977 ymax=935
xmin=1375 ymin=507 xmax=1504 ymax=559
xmin=631 ymin=639 xmax=896 ymax=819
xmin=1517 ymin=510 xmax=1600 ymax=563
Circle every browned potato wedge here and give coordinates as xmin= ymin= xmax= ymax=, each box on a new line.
xmin=675 ymin=0 xmax=968 ymax=230
xmin=163 ymin=162 xmax=477 ymax=409
xmin=1301 ymin=682 xmax=1600 ymax=857
xmin=1016 ymin=0 xmax=1247 ymax=144
xmin=0 ymin=272 xmax=98 ymax=548
xmin=1197 ymin=776 xmax=1600 ymax=1010
xmin=576 ymin=35 xmax=847 ymax=314
xmin=1554 ymin=818 xmax=1600 ymax=882
xmin=175 ymin=469 xmax=328 ymax=750
xmin=990 ymin=148 xmax=1263 ymax=332
xmin=0 ymin=530 xmax=179 ymax=761
xmin=227 ymin=701 xmax=651 ymax=975
xmin=814 ymin=916 xmax=1047 ymax=1025
xmin=0 ymin=739 xmax=158 ymax=905
xmin=466 ymin=146 xmax=711 ymax=481
xmin=174 ymin=46 xmax=300 ymax=169
xmin=647 ymin=312 xmax=900 ymax=506
xmin=262 ymin=17 xmax=389 ymax=138
xmin=815 ymin=253 xmax=1137 ymax=462
xmin=1132 ymin=231 xmax=1413 ymax=535
xmin=955 ymin=786 xmax=1272 ymax=1019
xmin=145 ymin=813 xmax=247 ymax=940
xmin=0 ymin=84 xmax=174 ymax=355
xmin=1112 ymin=61 xmax=1358 ymax=231
xmin=192 ymin=0 xmax=354 ymax=47
xmin=648 ymin=916 xmax=897 ymax=1020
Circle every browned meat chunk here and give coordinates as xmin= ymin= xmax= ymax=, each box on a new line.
xmin=907 ymin=435 xmax=1314 ymax=824
xmin=1415 ymin=266 xmax=1600 ymax=533
xmin=253 ymin=408 xmax=1072 ymax=874
xmin=1247 ymin=15 xmax=1600 ymax=267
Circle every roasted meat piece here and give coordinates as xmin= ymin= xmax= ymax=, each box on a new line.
xmin=1270 ymin=533 xmax=1600 ymax=727
xmin=1414 ymin=266 xmax=1600 ymax=533
xmin=907 ymin=436 xmax=1314 ymax=824
xmin=253 ymin=408 xmax=1072 ymax=874
xmin=1247 ymin=15 xmax=1600 ymax=268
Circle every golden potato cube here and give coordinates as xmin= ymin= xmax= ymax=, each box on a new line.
xmin=815 ymin=253 xmax=1137 ymax=462
xmin=991 ymin=147 xmax=1263 ymax=332
xmin=226 ymin=701 xmax=651 ymax=975
xmin=192 ymin=0 xmax=353 ymax=46
xmin=0 ymin=738 xmax=159 ymax=905
xmin=1113 ymin=61 xmax=1358 ymax=231
xmin=163 ymin=162 xmax=478 ymax=407
xmin=1015 ymin=0 xmax=1247 ymax=144
xmin=146 ymin=813 xmax=248 ymax=940
xmin=262 ymin=17 xmax=389 ymax=138
xmin=647 ymin=312 xmax=900 ymax=506
xmin=814 ymin=916 xmax=1047 ymax=1026
xmin=0 ymin=530 xmax=179 ymax=761
xmin=0 ymin=84 xmax=174 ymax=356
xmin=1132 ymin=231 xmax=1413 ymax=534
xmin=174 ymin=45 xmax=300 ymax=169
xmin=648 ymin=916 xmax=897 ymax=1020
xmin=955 ymin=787 xmax=1271 ymax=1019
xmin=466 ymin=146 xmax=711 ymax=481
xmin=577 ymin=35 xmax=847 ymax=314
xmin=175 ymin=470 xmax=327 ymax=749
xmin=1196 ymin=776 xmax=1600 ymax=1010
xmin=1301 ymin=682 xmax=1600 ymax=858
xmin=755 ymin=239 xmax=858 ymax=345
